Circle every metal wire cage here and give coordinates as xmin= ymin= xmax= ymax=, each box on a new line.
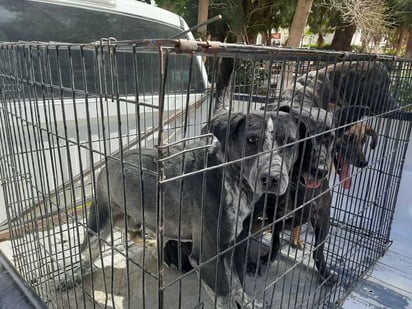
xmin=0 ymin=39 xmax=411 ymax=309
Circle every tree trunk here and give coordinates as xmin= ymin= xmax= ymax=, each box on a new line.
xmin=286 ymin=0 xmax=314 ymax=47
xmin=395 ymin=26 xmax=407 ymax=56
xmin=329 ymin=22 xmax=356 ymax=51
xmin=360 ymin=34 xmax=368 ymax=53
xmin=260 ymin=31 xmax=269 ymax=46
xmin=406 ymin=28 xmax=412 ymax=59
xmin=247 ymin=33 xmax=257 ymax=45
xmin=317 ymin=33 xmax=324 ymax=47
xmin=197 ymin=0 xmax=209 ymax=34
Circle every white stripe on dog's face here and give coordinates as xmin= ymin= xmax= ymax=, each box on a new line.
xmin=267 ymin=117 xmax=274 ymax=134
xmin=263 ymin=117 xmax=287 ymax=189
xmin=263 ymin=116 xmax=277 ymax=151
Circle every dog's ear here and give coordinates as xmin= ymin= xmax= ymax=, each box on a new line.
xmin=333 ymin=105 xmax=370 ymax=129
xmin=266 ymin=105 xmax=308 ymax=137
xmin=278 ymin=105 xmax=291 ymax=113
xmin=364 ymin=126 xmax=378 ymax=149
xmin=202 ymin=111 xmax=246 ymax=146
xmin=292 ymin=109 xmax=321 ymax=136
xmin=290 ymin=112 xmax=310 ymax=139
xmin=261 ymin=103 xmax=290 ymax=113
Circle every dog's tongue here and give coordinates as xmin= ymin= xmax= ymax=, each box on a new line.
xmin=304 ymin=177 xmax=321 ymax=189
xmin=339 ymin=157 xmax=352 ymax=190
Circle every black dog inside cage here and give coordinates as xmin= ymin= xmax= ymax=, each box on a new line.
xmin=0 ymin=40 xmax=411 ymax=308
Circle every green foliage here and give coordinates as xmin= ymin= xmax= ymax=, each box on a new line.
xmin=271 ymin=0 xmax=298 ymax=30
xmin=304 ymin=43 xmax=331 ymax=49
xmin=395 ymin=71 xmax=412 ymax=111
xmin=234 ymin=59 xmax=270 ymax=95
xmin=384 ymin=46 xmax=406 ymax=56
xmin=350 ymin=45 xmax=363 ymax=52
xmin=207 ymin=0 xmax=296 ymax=42
xmin=384 ymin=0 xmax=412 ymax=29
xmin=155 ymin=0 xmax=198 ymax=27
xmin=154 ymin=0 xmax=412 ymax=52
xmin=155 ymin=0 xmax=298 ymax=43
xmin=307 ymin=2 xmax=336 ymax=35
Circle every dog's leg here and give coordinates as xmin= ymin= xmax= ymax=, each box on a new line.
xmin=225 ymin=258 xmax=265 ymax=309
xmin=259 ymin=230 xmax=280 ymax=274
xmin=189 ymin=233 xmax=235 ymax=309
xmin=247 ymin=230 xmax=280 ymax=276
xmin=311 ymin=202 xmax=338 ymax=284
xmin=191 ymin=232 xmax=266 ymax=308
xmin=234 ymin=211 xmax=267 ymax=281
xmin=233 ymin=223 xmax=249 ymax=284
xmin=291 ymin=226 xmax=305 ymax=250
xmin=231 ymin=223 xmax=267 ymax=308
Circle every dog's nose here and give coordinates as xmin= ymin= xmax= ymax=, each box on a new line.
xmin=260 ymin=173 xmax=280 ymax=188
xmin=311 ymin=167 xmax=328 ymax=179
xmin=357 ymin=160 xmax=368 ymax=168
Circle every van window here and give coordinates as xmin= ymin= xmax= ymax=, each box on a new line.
xmin=0 ymin=0 xmax=182 ymax=42
xmin=26 ymin=46 xmax=205 ymax=98
xmin=0 ymin=0 xmax=206 ymax=95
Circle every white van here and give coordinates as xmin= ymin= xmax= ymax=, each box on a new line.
xmin=0 ymin=0 xmax=209 ymax=223
xmin=0 ymin=0 xmax=208 ymax=108
xmin=0 ymin=0 xmax=195 ymax=43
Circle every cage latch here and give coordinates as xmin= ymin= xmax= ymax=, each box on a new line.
xmin=175 ymin=39 xmax=198 ymax=53
xmin=175 ymin=39 xmax=222 ymax=54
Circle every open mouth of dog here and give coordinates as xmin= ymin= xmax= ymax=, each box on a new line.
xmin=297 ymin=166 xmax=329 ymax=190
xmin=333 ymin=123 xmax=378 ymax=190
xmin=301 ymin=176 xmax=322 ymax=189
xmin=334 ymin=154 xmax=352 ymax=190
xmin=298 ymin=172 xmax=328 ymax=189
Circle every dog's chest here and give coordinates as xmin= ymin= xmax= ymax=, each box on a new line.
xmin=224 ymin=181 xmax=250 ymax=239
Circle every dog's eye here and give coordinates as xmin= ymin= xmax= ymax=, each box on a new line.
xmin=286 ymin=137 xmax=296 ymax=145
xmin=247 ymin=134 xmax=259 ymax=144
xmin=275 ymin=132 xmax=286 ymax=144
xmin=276 ymin=134 xmax=294 ymax=146
xmin=343 ymin=134 xmax=355 ymax=143
xmin=322 ymin=135 xmax=333 ymax=146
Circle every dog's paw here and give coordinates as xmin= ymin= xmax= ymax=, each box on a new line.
xmin=246 ymin=260 xmax=270 ymax=276
xmin=319 ymin=268 xmax=339 ymax=285
xmin=291 ymin=239 xmax=305 ymax=250
xmin=239 ymin=297 xmax=267 ymax=309
xmin=209 ymin=293 xmax=237 ymax=309
xmin=247 ymin=253 xmax=274 ymax=276
xmin=246 ymin=261 xmax=259 ymax=275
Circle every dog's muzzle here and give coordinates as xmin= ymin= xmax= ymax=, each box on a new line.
xmin=259 ymin=171 xmax=280 ymax=190
xmin=258 ymin=167 xmax=289 ymax=196
xmin=311 ymin=166 xmax=328 ymax=179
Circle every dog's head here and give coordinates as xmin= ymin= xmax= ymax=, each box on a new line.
xmin=327 ymin=104 xmax=378 ymax=189
xmin=297 ymin=124 xmax=333 ymax=189
xmin=333 ymin=123 xmax=378 ymax=189
xmin=204 ymin=110 xmax=299 ymax=196
xmin=328 ymin=61 xmax=396 ymax=114
xmin=273 ymin=105 xmax=333 ymax=189
xmin=278 ymin=61 xmax=395 ymax=115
